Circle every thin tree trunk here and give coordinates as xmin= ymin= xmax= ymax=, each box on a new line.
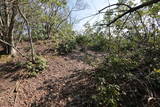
xmin=17 ymin=5 xmax=35 ymax=62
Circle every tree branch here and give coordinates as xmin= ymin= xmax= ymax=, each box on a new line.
xmin=99 ymin=0 xmax=160 ymax=26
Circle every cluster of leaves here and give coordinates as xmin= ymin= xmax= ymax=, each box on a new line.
xmin=75 ymin=34 xmax=111 ymax=52
xmin=93 ymin=84 xmax=121 ymax=107
xmin=25 ymin=56 xmax=48 ymax=73
xmin=76 ymin=35 xmax=92 ymax=51
xmin=51 ymin=24 xmax=77 ymax=54
xmin=56 ymin=33 xmax=111 ymax=55
xmin=57 ymin=39 xmax=77 ymax=55
xmin=90 ymin=34 xmax=110 ymax=52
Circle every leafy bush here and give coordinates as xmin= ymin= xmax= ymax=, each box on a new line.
xmin=90 ymin=35 xmax=110 ymax=52
xmin=94 ymin=44 xmax=160 ymax=106
xmin=76 ymin=35 xmax=92 ymax=51
xmin=76 ymin=35 xmax=92 ymax=44
xmin=25 ymin=56 xmax=48 ymax=73
xmin=57 ymin=39 xmax=77 ymax=55
xmin=76 ymin=34 xmax=111 ymax=52
xmin=93 ymin=84 xmax=121 ymax=107
xmin=146 ymin=70 xmax=160 ymax=90
xmin=94 ymin=54 xmax=136 ymax=105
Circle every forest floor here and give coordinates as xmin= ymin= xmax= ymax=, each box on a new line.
xmin=0 ymin=41 xmax=105 ymax=107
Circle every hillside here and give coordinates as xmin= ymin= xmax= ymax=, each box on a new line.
xmin=0 ymin=41 xmax=96 ymax=107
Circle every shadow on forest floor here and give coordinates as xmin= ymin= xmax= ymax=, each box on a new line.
xmin=31 ymin=69 xmax=97 ymax=107
xmin=0 ymin=46 xmax=5 ymax=55
xmin=0 ymin=51 xmax=5 ymax=55
xmin=63 ymin=50 xmax=106 ymax=67
xmin=0 ymin=62 xmax=25 ymax=81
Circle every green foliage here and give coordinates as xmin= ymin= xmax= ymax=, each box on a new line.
xmin=4 ymin=0 xmax=159 ymax=106
xmin=39 ymin=0 xmax=66 ymax=6
xmin=91 ymin=30 xmax=160 ymax=106
xmin=102 ymin=55 xmax=138 ymax=72
xmin=93 ymin=39 xmax=160 ymax=106
xmin=90 ymin=34 xmax=109 ymax=52
xmin=32 ymin=24 xmax=47 ymax=41
xmin=146 ymin=71 xmax=160 ymax=90
xmin=28 ymin=71 xmax=37 ymax=77
xmin=57 ymin=39 xmax=77 ymax=55
xmin=76 ymin=35 xmax=91 ymax=46
xmin=76 ymin=35 xmax=92 ymax=51
xmin=43 ymin=1 xmax=160 ymax=105
xmin=76 ymin=34 xmax=111 ymax=52
xmin=93 ymin=84 xmax=121 ymax=107
xmin=25 ymin=56 xmax=48 ymax=73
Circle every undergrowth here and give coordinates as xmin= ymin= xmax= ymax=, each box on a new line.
xmin=25 ymin=56 xmax=48 ymax=74
xmin=93 ymin=41 xmax=160 ymax=107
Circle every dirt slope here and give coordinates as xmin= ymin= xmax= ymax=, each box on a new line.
xmin=0 ymin=43 xmax=96 ymax=107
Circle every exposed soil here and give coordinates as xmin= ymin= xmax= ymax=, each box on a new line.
xmin=0 ymin=41 xmax=97 ymax=107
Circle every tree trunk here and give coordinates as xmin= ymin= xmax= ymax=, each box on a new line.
xmin=18 ymin=5 xmax=35 ymax=62
xmin=0 ymin=0 xmax=17 ymax=55
xmin=4 ymin=32 xmax=16 ymax=55
xmin=3 ymin=0 xmax=17 ymax=55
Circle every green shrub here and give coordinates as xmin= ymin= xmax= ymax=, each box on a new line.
xmin=90 ymin=35 xmax=110 ymax=52
xmin=99 ymin=55 xmax=138 ymax=73
xmin=57 ymin=39 xmax=77 ymax=55
xmin=94 ymin=54 xmax=141 ymax=106
xmin=76 ymin=35 xmax=89 ymax=45
xmin=25 ymin=56 xmax=48 ymax=73
xmin=76 ymin=35 xmax=92 ymax=51
xmin=76 ymin=35 xmax=111 ymax=52
xmin=93 ymin=84 xmax=121 ymax=107
xmin=94 ymin=45 xmax=160 ymax=106
xmin=146 ymin=71 xmax=160 ymax=90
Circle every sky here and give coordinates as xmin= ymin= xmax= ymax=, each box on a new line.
xmin=68 ymin=0 xmax=118 ymax=31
